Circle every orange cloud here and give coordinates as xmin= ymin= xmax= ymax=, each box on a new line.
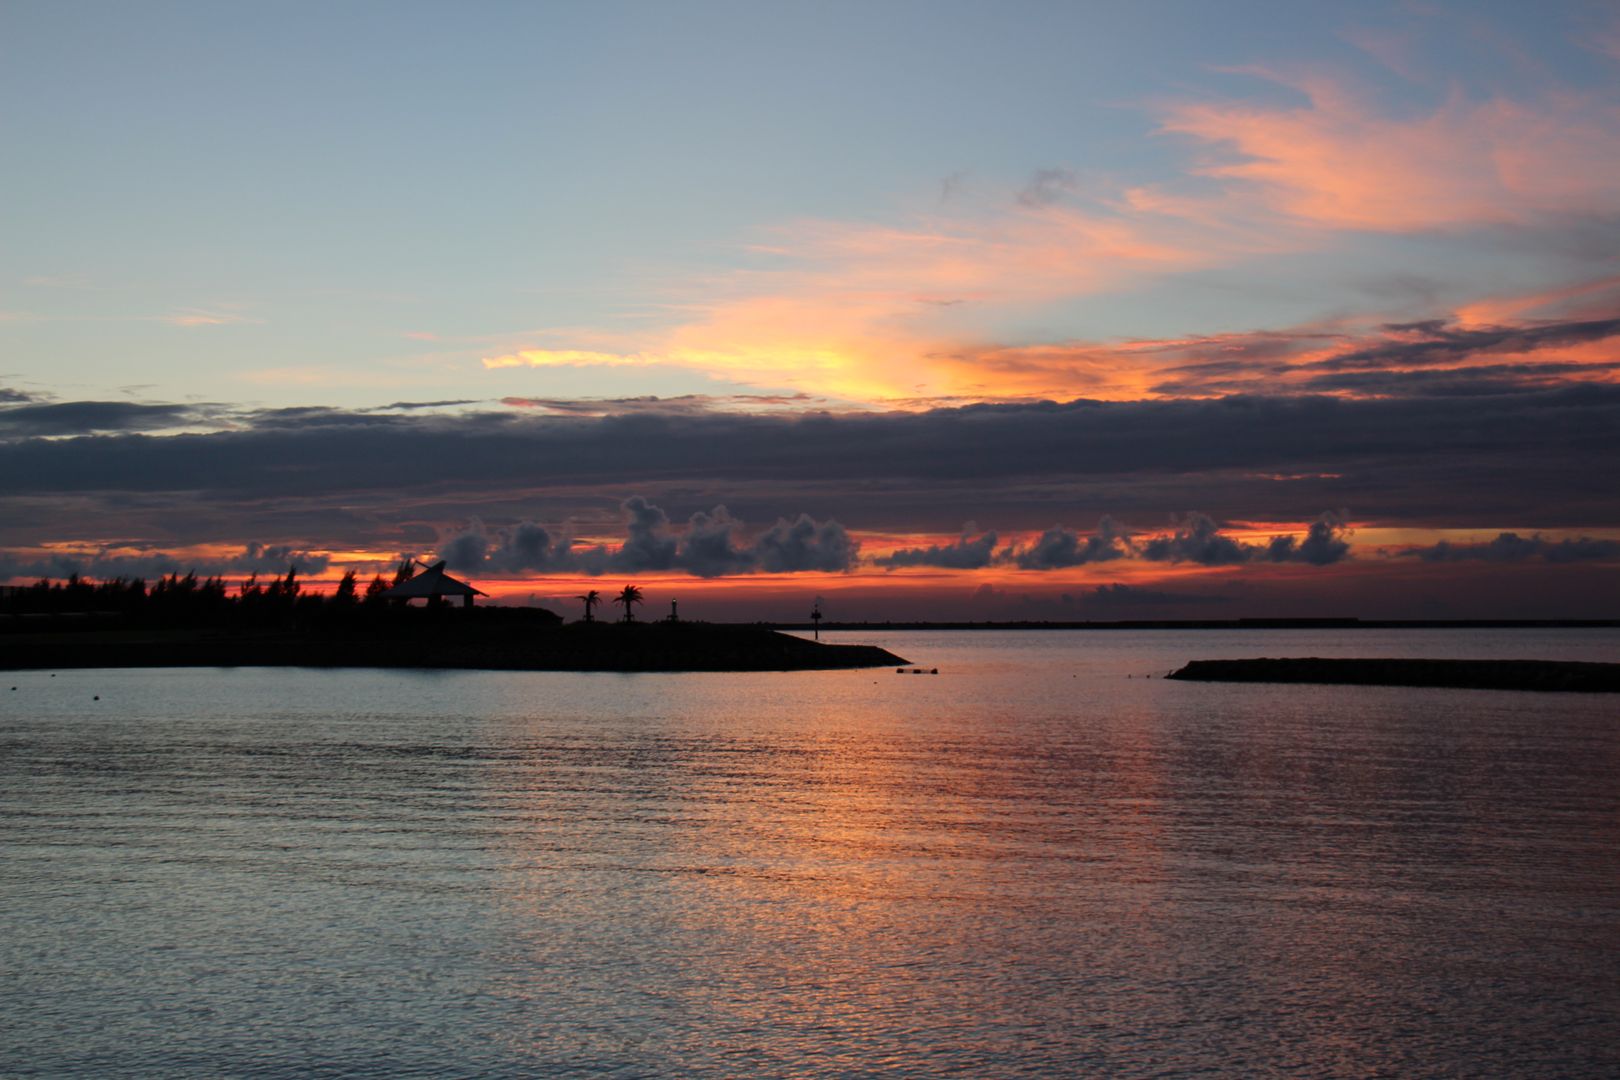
xmin=482 ymin=200 xmax=1240 ymax=404
xmin=1158 ymin=72 xmax=1620 ymax=232
xmin=1453 ymin=274 xmax=1620 ymax=327
xmin=483 ymin=71 xmax=1620 ymax=407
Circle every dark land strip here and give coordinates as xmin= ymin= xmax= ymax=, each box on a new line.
xmin=1166 ymin=657 xmax=1620 ymax=692
xmin=774 ymin=618 xmax=1618 ymax=631
xmin=0 ymin=618 xmax=905 ymax=673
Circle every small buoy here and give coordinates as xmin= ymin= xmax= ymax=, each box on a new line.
xmin=9 ymin=687 xmax=15 ymax=691
xmin=930 ymin=668 xmax=938 ymax=675
xmin=93 ymin=695 xmax=99 ymax=701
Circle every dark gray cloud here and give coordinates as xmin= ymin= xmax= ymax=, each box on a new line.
xmin=1270 ymin=512 xmax=1351 ymax=565
xmin=876 ymin=528 xmax=999 ymax=570
xmin=440 ymin=518 xmax=577 ymax=574
xmin=1307 ymin=316 xmax=1620 ymax=372
xmin=437 ymin=497 xmax=857 ymax=578
xmin=1011 ymin=517 xmax=1131 ymax=569
xmin=374 ymin=399 xmax=483 ymax=411
xmin=0 ymin=387 xmax=36 ymax=404
xmin=243 ymin=405 xmax=415 ymax=430
xmin=0 ymin=541 xmax=328 ymax=581
xmin=227 ymin=542 xmax=331 ymax=575
xmin=0 ymin=549 xmax=184 ymax=582
xmin=1142 ymin=314 xmax=1620 ymax=395
xmin=1410 ymin=532 xmax=1620 ymax=563
xmin=1137 ymin=513 xmax=1253 ymax=565
xmin=1135 ymin=511 xmax=1350 ymax=566
xmin=1 ymin=387 xmax=1616 ymax=553
xmin=439 ymin=527 xmax=490 ymax=572
xmin=0 ymin=400 xmax=203 ymax=438
xmin=0 ymin=390 xmax=1597 ymax=497
xmin=497 ymin=521 xmax=576 ymax=572
xmin=753 ymin=514 xmax=859 ymax=573
xmin=612 ymin=495 xmax=679 ymax=572
xmin=675 ymin=506 xmax=756 ymax=578
xmin=1302 ymin=362 xmax=1620 ymax=397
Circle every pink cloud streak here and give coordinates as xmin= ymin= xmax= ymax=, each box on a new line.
xmin=484 ymin=67 xmax=1620 ymax=406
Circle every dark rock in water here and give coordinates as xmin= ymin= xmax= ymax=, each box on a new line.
xmin=0 ymin=615 xmax=906 ymax=673
xmin=1165 ymin=657 xmax=1620 ymax=693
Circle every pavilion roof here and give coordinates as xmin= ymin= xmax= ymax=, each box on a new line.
xmin=380 ymin=560 xmax=488 ymax=599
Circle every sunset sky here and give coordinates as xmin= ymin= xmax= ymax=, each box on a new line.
xmin=3 ymin=0 xmax=1618 ymax=619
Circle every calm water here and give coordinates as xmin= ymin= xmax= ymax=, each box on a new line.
xmin=4 ymin=629 xmax=1619 ymax=1077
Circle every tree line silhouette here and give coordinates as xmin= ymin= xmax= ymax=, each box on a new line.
xmin=3 ymin=564 xmax=666 ymax=630
xmin=1 ymin=561 xmax=438 ymax=627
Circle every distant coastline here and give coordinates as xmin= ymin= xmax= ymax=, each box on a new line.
xmin=1167 ymin=657 xmax=1620 ymax=693
xmin=772 ymin=618 xmax=1619 ymax=632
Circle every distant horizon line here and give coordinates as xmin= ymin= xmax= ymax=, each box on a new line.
xmin=759 ymin=618 xmax=1620 ymax=631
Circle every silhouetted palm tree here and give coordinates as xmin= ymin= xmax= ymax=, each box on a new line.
xmin=577 ymin=589 xmax=601 ymax=623
xmin=614 ymin=584 xmax=643 ymax=622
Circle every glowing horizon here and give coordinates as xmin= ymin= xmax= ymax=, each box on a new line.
xmin=3 ymin=3 xmax=1618 ymax=618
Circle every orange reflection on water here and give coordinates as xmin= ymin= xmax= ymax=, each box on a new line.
xmin=479 ymin=678 xmax=1177 ymax=1060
